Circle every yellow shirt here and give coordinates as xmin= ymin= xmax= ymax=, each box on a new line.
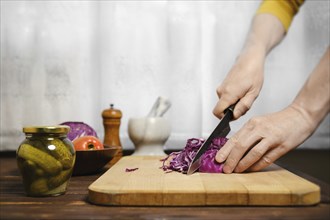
xmin=256 ymin=0 xmax=305 ymax=32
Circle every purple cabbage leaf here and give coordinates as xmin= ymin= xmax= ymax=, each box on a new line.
xmin=60 ymin=121 xmax=98 ymax=141
xmin=161 ymin=137 xmax=227 ymax=174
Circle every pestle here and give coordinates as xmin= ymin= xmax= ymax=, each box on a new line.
xmin=147 ymin=96 xmax=171 ymax=117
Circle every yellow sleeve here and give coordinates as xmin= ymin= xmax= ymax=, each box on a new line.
xmin=256 ymin=0 xmax=305 ymax=32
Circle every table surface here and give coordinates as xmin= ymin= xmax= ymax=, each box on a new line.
xmin=1 ymin=152 xmax=329 ymax=220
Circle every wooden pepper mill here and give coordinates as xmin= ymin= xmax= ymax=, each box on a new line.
xmin=102 ymin=104 xmax=123 ymax=165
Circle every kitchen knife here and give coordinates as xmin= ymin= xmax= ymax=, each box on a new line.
xmin=186 ymin=104 xmax=235 ymax=175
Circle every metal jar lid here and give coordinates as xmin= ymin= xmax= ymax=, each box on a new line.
xmin=23 ymin=125 xmax=70 ymax=134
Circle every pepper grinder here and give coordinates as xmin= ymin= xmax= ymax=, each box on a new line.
xmin=102 ymin=104 xmax=123 ymax=164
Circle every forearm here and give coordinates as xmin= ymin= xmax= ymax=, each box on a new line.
xmin=291 ymin=47 xmax=330 ymax=131
xmin=244 ymin=0 xmax=305 ymax=56
xmin=213 ymin=14 xmax=287 ymax=119
xmin=240 ymin=14 xmax=286 ymax=58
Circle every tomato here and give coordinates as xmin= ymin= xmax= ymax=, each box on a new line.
xmin=73 ymin=136 xmax=104 ymax=151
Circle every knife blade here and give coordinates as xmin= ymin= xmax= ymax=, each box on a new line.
xmin=186 ymin=104 xmax=235 ymax=175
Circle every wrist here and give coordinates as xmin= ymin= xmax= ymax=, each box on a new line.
xmin=235 ymin=43 xmax=266 ymax=70
xmin=240 ymin=41 xmax=267 ymax=59
xmin=289 ymin=102 xmax=321 ymax=134
xmin=290 ymin=47 xmax=330 ymax=130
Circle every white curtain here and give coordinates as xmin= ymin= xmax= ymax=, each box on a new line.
xmin=1 ymin=0 xmax=329 ymax=151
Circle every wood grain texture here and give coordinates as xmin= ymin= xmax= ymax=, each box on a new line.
xmin=1 ymin=153 xmax=329 ymax=219
xmin=88 ymin=156 xmax=321 ymax=206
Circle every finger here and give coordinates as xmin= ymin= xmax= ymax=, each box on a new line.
xmin=221 ymin=130 xmax=261 ymax=174
xmin=247 ymin=146 xmax=286 ymax=172
xmin=215 ymin=138 xmax=235 ymax=163
xmin=213 ymin=96 xmax=239 ymax=119
xmin=213 ymin=84 xmax=241 ymax=119
xmin=213 ymin=94 xmax=236 ymax=119
xmin=234 ymin=138 xmax=270 ymax=173
xmin=232 ymin=93 xmax=257 ymax=119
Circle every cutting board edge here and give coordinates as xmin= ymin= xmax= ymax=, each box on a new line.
xmin=88 ymin=187 xmax=321 ymax=206
xmin=290 ymin=186 xmax=321 ymax=205
xmin=87 ymin=156 xmax=321 ymax=206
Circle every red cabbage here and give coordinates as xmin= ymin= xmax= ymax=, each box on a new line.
xmin=60 ymin=121 xmax=98 ymax=141
xmin=161 ymin=137 xmax=227 ymax=174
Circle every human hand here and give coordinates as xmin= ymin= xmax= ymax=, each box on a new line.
xmin=213 ymin=48 xmax=265 ymax=120
xmin=215 ymin=105 xmax=316 ymax=173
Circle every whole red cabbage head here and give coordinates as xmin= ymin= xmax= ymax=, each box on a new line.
xmin=60 ymin=121 xmax=98 ymax=141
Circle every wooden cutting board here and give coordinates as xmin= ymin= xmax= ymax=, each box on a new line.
xmin=88 ymin=156 xmax=320 ymax=206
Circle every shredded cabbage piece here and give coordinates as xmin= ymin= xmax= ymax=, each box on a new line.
xmin=125 ymin=168 xmax=139 ymax=172
xmin=161 ymin=137 xmax=227 ymax=174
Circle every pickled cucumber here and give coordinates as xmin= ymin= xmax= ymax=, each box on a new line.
xmin=28 ymin=140 xmax=48 ymax=153
xmin=17 ymin=158 xmax=34 ymax=185
xmin=48 ymin=169 xmax=72 ymax=190
xmin=17 ymin=159 xmax=45 ymax=179
xmin=17 ymin=144 xmax=63 ymax=175
xmin=48 ymin=139 xmax=74 ymax=170
xmin=46 ymin=181 xmax=68 ymax=196
xmin=29 ymin=178 xmax=49 ymax=195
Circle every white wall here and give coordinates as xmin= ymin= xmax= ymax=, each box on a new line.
xmin=1 ymin=0 xmax=329 ymax=151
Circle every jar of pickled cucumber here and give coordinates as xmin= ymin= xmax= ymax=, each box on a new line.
xmin=17 ymin=126 xmax=75 ymax=197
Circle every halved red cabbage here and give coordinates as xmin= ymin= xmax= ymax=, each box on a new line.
xmin=161 ymin=137 xmax=227 ymax=174
xmin=60 ymin=121 xmax=98 ymax=141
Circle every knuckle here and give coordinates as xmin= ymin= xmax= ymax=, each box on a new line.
xmin=234 ymin=107 xmax=246 ymax=119
xmin=214 ymin=110 xmax=225 ymax=119
xmin=230 ymin=136 xmax=244 ymax=150
xmin=239 ymin=100 xmax=251 ymax=112
xmin=221 ymin=85 xmax=231 ymax=95
xmin=212 ymin=108 xmax=221 ymax=118
xmin=236 ymin=142 xmax=245 ymax=151
xmin=216 ymin=87 xmax=222 ymax=96
xmin=226 ymin=157 xmax=236 ymax=165
xmin=245 ymin=116 xmax=263 ymax=130
xmin=261 ymin=156 xmax=272 ymax=165
xmin=249 ymin=117 xmax=262 ymax=125
xmin=235 ymin=162 xmax=246 ymax=173
xmin=248 ymin=155 xmax=273 ymax=172
xmin=231 ymin=137 xmax=247 ymax=152
xmin=250 ymin=148 xmax=264 ymax=158
xmin=230 ymin=135 xmax=239 ymax=144
xmin=221 ymin=85 xmax=238 ymax=100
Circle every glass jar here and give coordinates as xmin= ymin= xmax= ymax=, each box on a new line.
xmin=17 ymin=126 xmax=75 ymax=197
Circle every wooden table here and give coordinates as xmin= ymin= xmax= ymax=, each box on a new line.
xmin=1 ymin=152 xmax=329 ymax=220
